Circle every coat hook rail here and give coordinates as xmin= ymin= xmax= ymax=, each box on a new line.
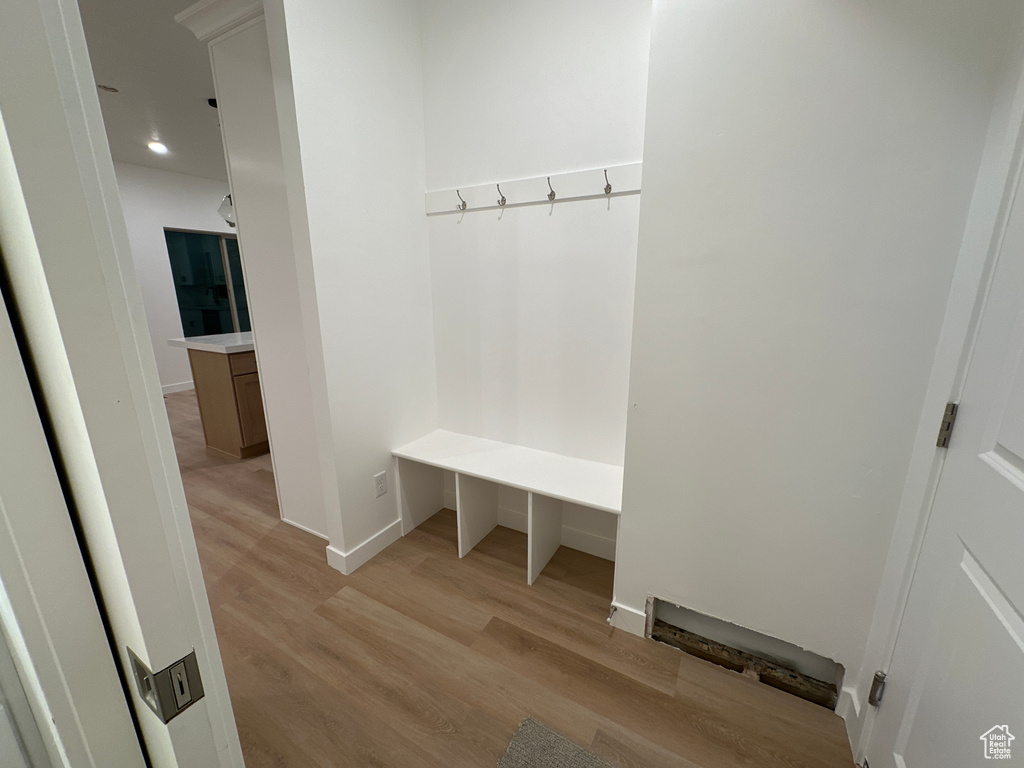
xmin=426 ymin=162 xmax=642 ymax=216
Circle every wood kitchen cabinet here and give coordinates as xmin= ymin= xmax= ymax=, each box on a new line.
xmin=187 ymin=349 xmax=269 ymax=458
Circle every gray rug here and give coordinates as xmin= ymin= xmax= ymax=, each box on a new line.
xmin=497 ymin=718 xmax=613 ymax=768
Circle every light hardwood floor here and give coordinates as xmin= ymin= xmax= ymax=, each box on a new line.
xmin=165 ymin=390 xmax=855 ymax=768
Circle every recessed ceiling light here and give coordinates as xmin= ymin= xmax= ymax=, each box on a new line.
xmin=97 ymin=84 xmax=119 ymax=93
xmin=148 ymin=141 xmax=169 ymax=154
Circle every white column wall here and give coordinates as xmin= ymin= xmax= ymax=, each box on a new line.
xmin=276 ymin=0 xmax=439 ymax=562
xmin=209 ymin=19 xmax=330 ymax=538
xmin=617 ymin=0 xmax=1022 ymax=696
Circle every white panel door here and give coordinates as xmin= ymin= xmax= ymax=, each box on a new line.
xmin=0 ymin=706 xmax=31 ymax=768
xmin=867 ymin=155 xmax=1024 ymax=766
xmin=0 ymin=627 xmax=50 ymax=768
xmin=0 ymin=273 xmax=142 ymax=766
xmin=0 ymin=0 xmax=242 ymax=764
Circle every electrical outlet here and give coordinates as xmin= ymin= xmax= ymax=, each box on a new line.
xmin=374 ymin=471 xmax=387 ymax=498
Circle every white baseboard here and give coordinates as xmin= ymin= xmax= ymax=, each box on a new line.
xmin=610 ymin=600 xmax=646 ymax=636
xmin=837 ymin=685 xmax=861 ymax=721
xmin=161 ymin=381 xmax=194 ymax=395
xmin=836 ymin=685 xmax=863 ymax=749
xmin=325 ymin=519 xmax=401 ymax=575
xmin=281 ymin=517 xmax=328 ymax=541
xmin=561 ymin=525 xmax=616 ymax=561
xmin=497 ymin=506 xmax=527 ymax=533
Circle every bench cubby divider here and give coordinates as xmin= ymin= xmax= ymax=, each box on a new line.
xmin=455 ymin=473 xmax=500 ymax=557
xmin=395 ymin=457 xmax=445 ymax=534
xmin=392 ymin=429 xmax=623 ymax=585
xmin=528 ymin=493 xmax=563 ymax=585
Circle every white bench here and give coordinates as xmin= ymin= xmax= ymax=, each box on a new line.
xmin=392 ymin=430 xmax=623 ymax=584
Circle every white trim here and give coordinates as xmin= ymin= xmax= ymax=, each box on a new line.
xmin=609 ymin=600 xmax=647 ymax=636
xmin=325 ymin=519 xmax=402 ymax=575
xmin=175 ymin=0 xmax=263 ymax=43
xmin=836 ymin=686 xmax=862 ymax=743
xmin=281 ymin=516 xmax=328 ymax=541
xmin=161 ymin=380 xmax=194 ymax=395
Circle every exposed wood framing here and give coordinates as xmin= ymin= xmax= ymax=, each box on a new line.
xmin=650 ymin=619 xmax=839 ymax=710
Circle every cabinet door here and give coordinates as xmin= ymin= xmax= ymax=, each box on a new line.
xmin=233 ymin=373 xmax=268 ymax=446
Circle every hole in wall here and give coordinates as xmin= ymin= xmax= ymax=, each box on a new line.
xmin=648 ymin=598 xmax=843 ymax=710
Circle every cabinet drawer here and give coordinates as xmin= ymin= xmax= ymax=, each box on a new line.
xmin=229 ymin=351 xmax=257 ymax=376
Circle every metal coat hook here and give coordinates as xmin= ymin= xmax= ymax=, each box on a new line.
xmin=547 ymin=177 xmax=556 ymax=202
xmin=604 ymin=170 xmax=612 ymax=195
xmin=456 ymin=189 xmax=467 ymax=211
xmin=497 ymin=184 xmax=506 ymax=207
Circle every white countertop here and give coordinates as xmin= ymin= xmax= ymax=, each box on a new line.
xmin=168 ymin=331 xmax=254 ymax=354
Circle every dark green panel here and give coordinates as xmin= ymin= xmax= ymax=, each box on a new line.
xmin=164 ymin=231 xmax=233 ymax=337
xmin=224 ymin=238 xmax=251 ymax=333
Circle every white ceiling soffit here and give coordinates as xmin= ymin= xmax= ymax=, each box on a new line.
xmin=77 ymin=0 xmax=230 ymax=181
xmin=176 ymin=0 xmax=264 ymax=43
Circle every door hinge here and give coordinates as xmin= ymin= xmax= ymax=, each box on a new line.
xmin=868 ymin=670 xmax=887 ymax=707
xmin=936 ymin=402 xmax=959 ymax=448
xmin=127 ymin=648 xmax=205 ymax=724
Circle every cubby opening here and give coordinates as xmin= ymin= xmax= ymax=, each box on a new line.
xmin=394 ymin=436 xmax=621 ymax=587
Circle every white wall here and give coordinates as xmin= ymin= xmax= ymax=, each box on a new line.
xmin=276 ymin=0 xmax=439 ymax=563
xmin=113 ymin=162 xmax=232 ymax=393
xmin=210 ymin=20 xmax=330 ymax=538
xmin=419 ymin=0 xmax=652 ymax=191
xmin=430 ymin=201 xmax=640 ymax=465
xmin=421 ymin=0 xmax=651 ymax=466
xmin=617 ymin=0 xmax=1020 ymax=694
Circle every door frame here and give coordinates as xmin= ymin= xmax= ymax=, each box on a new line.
xmin=0 ymin=0 xmax=242 ymax=764
xmin=849 ymin=35 xmax=1024 ymax=761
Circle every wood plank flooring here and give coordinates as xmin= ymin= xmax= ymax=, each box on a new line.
xmin=165 ymin=389 xmax=855 ymax=768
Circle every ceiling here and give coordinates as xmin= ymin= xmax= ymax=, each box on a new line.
xmin=77 ymin=0 xmax=228 ymax=181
